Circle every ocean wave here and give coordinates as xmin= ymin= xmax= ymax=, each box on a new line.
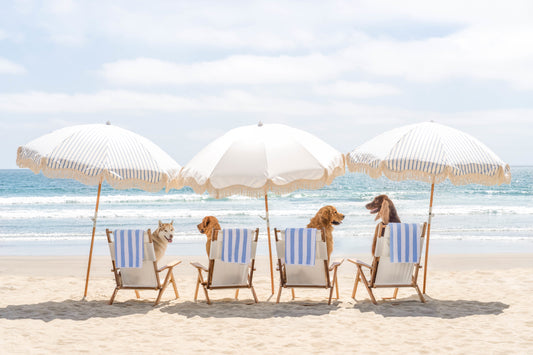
xmin=2 ymin=230 xmax=531 ymax=242
xmin=2 ymin=204 xmax=533 ymax=221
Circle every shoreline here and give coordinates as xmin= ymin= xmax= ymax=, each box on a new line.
xmin=2 ymin=237 xmax=532 ymax=256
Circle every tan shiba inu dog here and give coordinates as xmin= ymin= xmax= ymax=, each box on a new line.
xmin=152 ymin=220 xmax=174 ymax=262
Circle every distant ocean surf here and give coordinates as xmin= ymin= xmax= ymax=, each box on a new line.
xmin=1 ymin=167 xmax=532 ymax=256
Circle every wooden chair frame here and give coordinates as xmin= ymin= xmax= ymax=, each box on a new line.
xmin=191 ymin=228 xmax=259 ymax=304
xmin=274 ymin=228 xmax=343 ymax=305
xmin=348 ymin=222 xmax=427 ymax=304
xmin=106 ymin=229 xmax=181 ymax=306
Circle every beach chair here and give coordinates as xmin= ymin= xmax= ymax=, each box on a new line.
xmin=106 ymin=229 xmax=181 ymax=306
xmin=191 ymin=228 xmax=259 ymax=304
xmin=274 ymin=228 xmax=343 ymax=305
xmin=349 ymin=222 xmax=427 ymax=304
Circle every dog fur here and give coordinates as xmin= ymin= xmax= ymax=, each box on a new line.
xmin=152 ymin=220 xmax=174 ymax=262
xmin=197 ymin=216 xmax=221 ymax=257
xmin=365 ymin=195 xmax=401 ymax=224
xmin=307 ymin=205 xmax=344 ymax=261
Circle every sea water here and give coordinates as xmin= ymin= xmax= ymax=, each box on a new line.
xmin=0 ymin=168 xmax=532 ymax=256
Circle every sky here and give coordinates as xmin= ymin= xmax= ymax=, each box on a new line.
xmin=1 ymin=0 xmax=532 ymax=169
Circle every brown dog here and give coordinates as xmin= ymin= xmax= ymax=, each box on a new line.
xmin=197 ymin=216 xmax=221 ymax=257
xmin=365 ymin=195 xmax=401 ymax=224
xmin=307 ymin=205 xmax=344 ymax=261
xmin=152 ymin=220 xmax=174 ymax=262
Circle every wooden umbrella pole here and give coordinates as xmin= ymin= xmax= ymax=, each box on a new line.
xmin=422 ymin=182 xmax=435 ymax=294
xmin=264 ymin=194 xmax=275 ymax=294
xmin=83 ymin=181 xmax=102 ymax=299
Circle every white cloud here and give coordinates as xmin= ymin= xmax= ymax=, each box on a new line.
xmin=101 ymin=22 xmax=533 ymax=90
xmin=1 ymin=90 xmax=532 ymax=127
xmin=0 ymin=58 xmax=26 ymax=75
xmin=314 ymin=81 xmax=401 ymax=98
xmin=345 ymin=24 xmax=533 ymax=90
xmin=101 ymin=55 xmax=343 ymax=85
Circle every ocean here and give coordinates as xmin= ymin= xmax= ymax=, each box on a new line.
xmin=1 ymin=167 xmax=532 ymax=256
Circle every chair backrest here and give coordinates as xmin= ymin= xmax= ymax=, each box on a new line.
xmin=106 ymin=229 xmax=160 ymax=288
xmin=207 ymin=228 xmax=259 ymax=288
xmin=371 ymin=223 xmax=427 ymax=286
xmin=275 ymin=228 xmax=329 ymax=287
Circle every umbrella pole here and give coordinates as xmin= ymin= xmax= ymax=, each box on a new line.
xmin=83 ymin=181 xmax=102 ymax=299
xmin=422 ymin=182 xmax=435 ymax=294
xmin=264 ymin=194 xmax=275 ymax=295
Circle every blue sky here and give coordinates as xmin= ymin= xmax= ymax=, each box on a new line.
xmin=1 ymin=0 xmax=532 ymax=168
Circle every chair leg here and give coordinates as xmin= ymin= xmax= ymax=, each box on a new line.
xmin=194 ymin=274 xmax=201 ymax=301
xmin=154 ymin=270 xmax=173 ymax=306
xmin=393 ymin=287 xmax=399 ymax=299
xmin=352 ymin=268 xmax=361 ymax=299
xmin=203 ymin=285 xmax=211 ymax=305
xmin=135 ymin=290 xmax=140 ymax=299
xmin=357 ymin=265 xmax=377 ymax=304
xmin=250 ymin=286 xmax=258 ymax=303
xmin=328 ymin=266 xmax=339 ymax=305
xmin=235 ymin=289 xmax=239 ymax=300
xmin=291 ymin=288 xmax=295 ymax=300
xmin=328 ymin=283 xmax=335 ymax=305
xmin=276 ymin=284 xmax=283 ymax=304
xmin=109 ymin=287 xmax=119 ymax=305
xmin=170 ymin=272 xmax=179 ymax=299
xmin=414 ymin=285 xmax=426 ymax=303
xmin=335 ymin=274 xmax=339 ymax=299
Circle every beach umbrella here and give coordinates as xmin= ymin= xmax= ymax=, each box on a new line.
xmin=346 ymin=121 xmax=511 ymax=293
xmin=176 ymin=122 xmax=345 ymax=294
xmin=16 ymin=123 xmax=182 ymax=298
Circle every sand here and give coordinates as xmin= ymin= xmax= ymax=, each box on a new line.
xmin=1 ymin=254 xmax=533 ymax=354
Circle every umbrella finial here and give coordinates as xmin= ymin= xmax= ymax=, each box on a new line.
xmin=258 ymin=121 xmax=263 ymax=127
xmin=106 ymin=121 xmax=111 ymax=125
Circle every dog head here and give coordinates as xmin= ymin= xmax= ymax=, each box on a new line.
xmin=155 ymin=220 xmax=174 ymax=243
xmin=366 ymin=195 xmax=397 ymax=224
xmin=197 ymin=216 xmax=221 ymax=237
xmin=315 ymin=205 xmax=345 ymax=227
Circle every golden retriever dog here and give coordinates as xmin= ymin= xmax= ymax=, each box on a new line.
xmin=152 ymin=220 xmax=174 ymax=262
xmin=307 ymin=205 xmax=344 ymax=261
xmin=365 ymin=195 xmax=401 ymax=224
xmin=197 ymin=216 xmax=221 ymax=257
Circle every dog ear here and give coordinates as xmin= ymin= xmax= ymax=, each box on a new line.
xmin=170 ymin=220 xmax=174 ymax=225
xmin=320 ymin=207 xmax=332 ymax=225
xmin=159 ymin=220 xmax=162 ymax=227
xmin=381 ymin=199 xmax=390 ymax=224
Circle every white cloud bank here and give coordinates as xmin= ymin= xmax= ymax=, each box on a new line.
xmin=0 ymin=58 xmax=26 ymax=75
xmin=99 ymin=23 xmax=533 ymax=90
xmin=1 ymin=90 xmax=531 ymax=127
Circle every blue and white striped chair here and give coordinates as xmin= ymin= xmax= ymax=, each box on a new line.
xmin=348 ymin=222 xmax=427 ymax=304
xmin=191 ymin=228 xmax=259 ymax=304
xmin=274 ymin=228 xmax=343 ymax=305
xmin=106 ymin=229 xmax=181 ymax=306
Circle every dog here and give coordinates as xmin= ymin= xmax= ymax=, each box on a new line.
xmin=365 ymin=195 xmax=401 ymax=224
xmin=197 ymin=216 xmax=221 ymax=257
xmin=307 ymin=205 xmax=344 ymax=261
xmin=152 ymin=220 xmax=174 ymax=262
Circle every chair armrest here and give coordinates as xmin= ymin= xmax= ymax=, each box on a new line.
xmin=190 ymin=261 xmax=208 ymax=272
xmin=158 ymin=259 xmax=182 ymax=272
xmin=329 ymin=258 xmax=344 ymax=271
xmin=348 ymin=258 xmax=372 ymax=269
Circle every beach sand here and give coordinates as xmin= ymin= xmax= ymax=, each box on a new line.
xmin=1 ymin=254 xmax=533 ymax=354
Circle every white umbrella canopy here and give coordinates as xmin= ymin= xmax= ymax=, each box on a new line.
xmin=17 ymin=123 xmax=182 ymax=192
xmin=178 ymin=122 xmax=345 ymax=197
xmin=177 ymin=122 xmax=345 ymax=293
xmin=17 ymin=123 xmax=183 ymax=298
xmin=346 ymin=121 xmax=511 ymax=293
xmin=347 ymin=121 xmax=511 ymax=186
